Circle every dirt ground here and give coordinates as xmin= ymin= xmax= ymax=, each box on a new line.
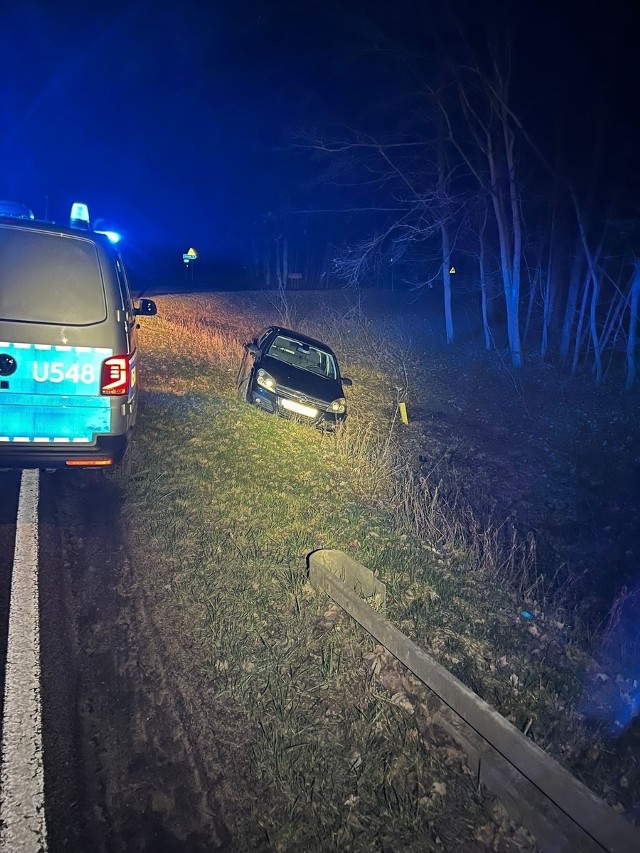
xmin=391 ymin=335 xmax=640 ymax=734
xmin=269 ymin=284 xmax=640 ymax=735
xmin=406 ymin=346 xmax=639 ymax=603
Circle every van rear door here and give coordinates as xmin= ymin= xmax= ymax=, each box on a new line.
xmin=0 ymin=226 xmax=115 ymax=445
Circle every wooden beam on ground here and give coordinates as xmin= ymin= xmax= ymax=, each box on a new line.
xmin=308 ymin=549 xmax=640 ymax=853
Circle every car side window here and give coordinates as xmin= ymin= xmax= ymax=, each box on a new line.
xmin=115 ymin=255 xmax=136 ymax=325
xmin=257 ymin=329 xmax=272 ymax=349
xmin=318 ymin=351 xmax=337 ymax=379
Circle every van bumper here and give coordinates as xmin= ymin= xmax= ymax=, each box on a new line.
xmin=0 ymin=434 xmax=129 ymax=470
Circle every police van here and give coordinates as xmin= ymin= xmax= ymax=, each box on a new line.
xmin=0 ymin=202 xmax=157 ymax=471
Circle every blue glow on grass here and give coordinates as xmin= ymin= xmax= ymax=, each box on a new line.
xmin=579 ymin=583 xmax=640 ymax=735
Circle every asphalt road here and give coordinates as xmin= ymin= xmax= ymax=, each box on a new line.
xmin=0 ymin=470 xmax=231 ymax=853
xmin=0 ymin=472 xmax=21 ymax=752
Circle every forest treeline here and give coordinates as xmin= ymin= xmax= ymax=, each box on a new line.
xmin=252 ymin=3 xmax=639 ymax=388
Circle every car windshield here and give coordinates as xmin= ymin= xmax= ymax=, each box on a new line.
xmin=266 ymin=335 xmax=337 ymax=379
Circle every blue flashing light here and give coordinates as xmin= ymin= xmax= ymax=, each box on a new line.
xmin=96 ymin=230 xmax=122 ymax=244
xmin=70 ymin=201 xmax=90 ymax=229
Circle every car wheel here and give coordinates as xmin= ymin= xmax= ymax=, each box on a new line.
xmin=237 ymin=375 xmax=251 ymax=403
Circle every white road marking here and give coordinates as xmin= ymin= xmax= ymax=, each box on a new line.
xmin=0 ymin=469 xmax=48 ymax=852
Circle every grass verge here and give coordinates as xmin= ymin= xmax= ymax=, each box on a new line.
xmin=123 ymin=291 xmax=636 ymax=847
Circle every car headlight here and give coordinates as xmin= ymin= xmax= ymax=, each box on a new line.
xmin=256 ymin=368 xmax=276 ymax=392
xmin=327 ymin=397 xmax=346 ymax=414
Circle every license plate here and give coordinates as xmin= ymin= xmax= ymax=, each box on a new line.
xmin=280 ymin=398 xmax=318 ymax=418
xmin=0 ymin=341 xmax=111 ymax=396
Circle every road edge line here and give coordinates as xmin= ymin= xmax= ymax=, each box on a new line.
xmin=0 ymin=469 xmax=47 ymax=852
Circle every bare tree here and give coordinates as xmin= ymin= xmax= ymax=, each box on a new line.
xmin=286 ymin=6 xmax=638 ymax=387
xmin=625 ymin=262 xmax=640 ymax=390
xmin=437 ymin=50 xmax=524 ymax=367
xmin=436 ymin=108 xmax=455 ymax=343
xmin=559 ymin=238 xmax=584 ymax=365
xmin=303 ymin=127 xmax=466 ymax=341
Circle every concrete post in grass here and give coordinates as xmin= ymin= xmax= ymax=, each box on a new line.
xmin=308 ymin=549 xmax=386 ymax=612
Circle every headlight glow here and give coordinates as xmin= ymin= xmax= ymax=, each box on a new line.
xmin=256 ymin=368 xmax=276 ymax=392
xmin=328 ymin=397 xmax=346 ymax=414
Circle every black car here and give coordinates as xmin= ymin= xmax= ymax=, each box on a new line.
xmin=237 ymin=326 xmax=352 ymax=427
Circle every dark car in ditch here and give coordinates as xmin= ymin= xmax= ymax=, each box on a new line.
xmin=237 ymin=326 xmax=352 ymax=428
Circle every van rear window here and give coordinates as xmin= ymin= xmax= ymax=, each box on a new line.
xmin=0 ymin=228 xmax=107 ymax=325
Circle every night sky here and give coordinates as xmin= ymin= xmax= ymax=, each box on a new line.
xmin=1 ymin=0 xmax=638 ymax=280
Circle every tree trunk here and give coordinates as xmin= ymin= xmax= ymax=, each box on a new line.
xmin=503 ymin=107 xmax=523 ymax=367
xmin=540 ymin=204 xmax=556 ymax=360
xmin=441 ymin=223 xmax=454 ymax=344
xmin=264 ymin=240 xmax=272 ymax=289
xmin=523 ymin=271 xmax=536 ymax=347
xmin=559 ymin=241 xmax=583 ymax=364
xmin=540 ymin=259 xmax=552 ymax=360
xmin=572 ymin=272 xmax=591 ymax=374
xmin=626 ymin=261 xmax=640 ymax=390
xmin=478 ymin=222 xmax=492 ymax=351
xmin=589 ymin=269 xmax=602 ymax=384
xmin=282 ymin=236 xmax=289 ymax=290
xmin=488 ymin=136 xmax=522 ymax=366
xmin=572 ymin=192 xmax=607 ymax=384
xmin=600 ymin=287 xmax=625 ymax=353
xmin=505 ymin=289 xmax=521 ymax=366
xmin=437 ymin=112 xmax=454 ymax=344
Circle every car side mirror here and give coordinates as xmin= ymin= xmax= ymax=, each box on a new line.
xmin=135 ymin=298 xmax=157 ymax=316
xmin=342 ymin=377 xmax=353 ymax=387
xmin=245 ymin=342 xmax=259 ymax=356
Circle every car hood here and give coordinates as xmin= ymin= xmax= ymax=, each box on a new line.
xmin=261 ymin=355 xmax=343 ymax=402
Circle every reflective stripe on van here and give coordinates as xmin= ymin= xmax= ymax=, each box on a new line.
xmin=0 ymin=394 xmax=111 ymax=443
xmin=0 ymin=342 xmax=112 ymax=442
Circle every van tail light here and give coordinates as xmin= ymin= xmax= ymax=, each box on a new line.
xmin=101 ymin=355 xmax=130 ymax=396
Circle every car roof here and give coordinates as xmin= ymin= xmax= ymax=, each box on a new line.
xmin=264 ymin=326 xmax=338 ymax=356
xmin=0 ymin=215 xmax=113 ymax=247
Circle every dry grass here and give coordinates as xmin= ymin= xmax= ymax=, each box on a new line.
xmin=121 ymin=288 xmax=634 ymax=846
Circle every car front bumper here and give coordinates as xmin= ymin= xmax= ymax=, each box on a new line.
xmin=250 ymin=387 xmax=346 ymax=427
